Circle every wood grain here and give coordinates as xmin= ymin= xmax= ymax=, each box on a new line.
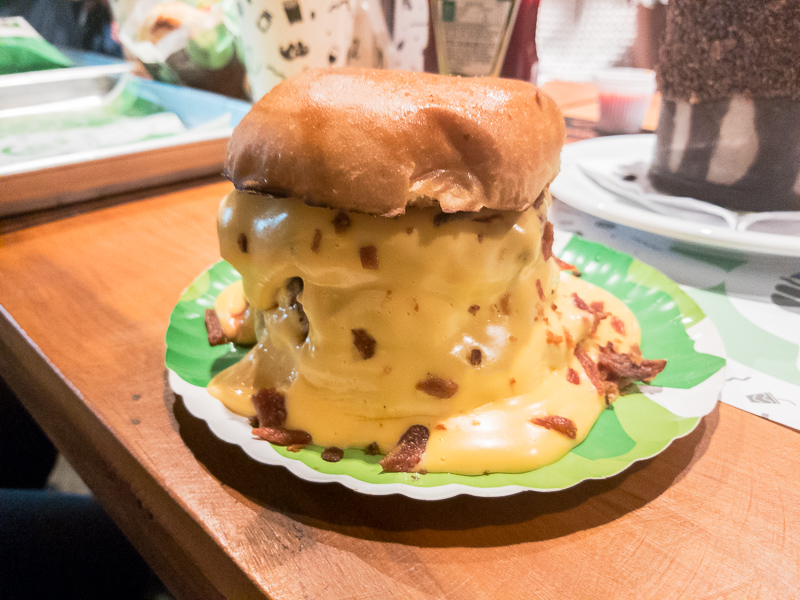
xmin=1 ymin=89 xmax=798 ymax=600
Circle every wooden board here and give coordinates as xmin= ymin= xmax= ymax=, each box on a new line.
xmin=1 ymin=98 xmax=799 ymax=600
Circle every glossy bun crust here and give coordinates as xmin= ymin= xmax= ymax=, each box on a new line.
xmin=225 ymin=68 xmax=565 ymax=216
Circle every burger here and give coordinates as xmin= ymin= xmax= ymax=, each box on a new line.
xmin=204 ymin=68 xmax=665 ymax=475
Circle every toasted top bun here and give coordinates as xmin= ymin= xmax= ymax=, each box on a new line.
xmin=225 ymin=69 xmax=565 ymax=216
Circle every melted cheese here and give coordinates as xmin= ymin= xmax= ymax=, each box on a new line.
xmin=208 ymin=190 xmax=640 ymax=475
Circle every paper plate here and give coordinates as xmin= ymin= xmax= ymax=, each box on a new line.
xmin=166 ymin=233 xmax=726 ymax=499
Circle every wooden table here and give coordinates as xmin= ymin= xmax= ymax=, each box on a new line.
xmin=1 ymin=83 xmax=798 ymax=600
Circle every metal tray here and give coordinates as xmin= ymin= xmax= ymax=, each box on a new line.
xmin=0 ymin=51 xmax=250 ymax=216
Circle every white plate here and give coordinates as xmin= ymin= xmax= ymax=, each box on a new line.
xmin=551 ymin=135 xmax=800 ymax=257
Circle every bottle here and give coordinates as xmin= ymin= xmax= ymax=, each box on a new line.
xmin=430 ymin=0 xmax=521 ymax=77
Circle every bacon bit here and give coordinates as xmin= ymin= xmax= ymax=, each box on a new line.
xmin=311 ymin=229 xmax=322 ymax=253
xmin=509 ymin=377 xmax=516 ymax=386
xmin=571 ymin=292 xmax=590 ymax=311
xmin=332 ymin=211 xmax=351 ymax=233
xmin=574 ymin=346 xmax=604 ymax=395
xmin=542 ymin=221 xmax=554 ymax=261
xmin=551 ymin=303 xmax=558 ymax=312
xmin=379 ymin=425 xmax=429 ymax=472
xmin=204 ymin=309 xmax=228 ymax=346
xmin=509 ymin=335 xmax=517 ymax=342
xmin=531 ymin=415 xmax=577 ymax=439
xmin=536 ymin=279 xmax=546 ymax=302
xmin=416 ymin=374 xmax=459 ymax=398
xmin=611 ymin=315 xmax=626 ymax=335
xmin=321 ymin=446 xmax=344 ymax=462
xmin=287 ymin=444 xmax=307 ymax=452
xmin=554 ymin=255 xmax=579 ymax=273
xmin=468 ymin=304 xmax=480 ymax=315
xmin=571 ymin=293 xmax=608 ymax=335
xmin=566 ymin=368 xmax=580 ymax=385
xmin=253 ymin=427 xmax=312 ymax=446
xmin=237 ymin=232 xmax=248 ymax=253
xmin=499 ymin=293 xmax=511 ymax=315
xmin=434 ymin=424 xmax=447 ymax=431
xmin=364 ymin=442 xmax=381 ymax=456
xmin=604 ymin=381 xmax=621 ymax=404
xmin=468 ymin=348 xmax=483 ymax=366
xmin=359 ymin=245 xmax=379 ymax=270
xmin=563 ymin=327 xmax=575 ymax=349
xmin=598 ymin=342 xmax=667 ymax=383
xmin=546 ymin=330 xmax=563 ymax=345
xmin=351 ymin=328 xmax=377 ymax=359
xmin=251 ymin=388 xmax=287 ymax=428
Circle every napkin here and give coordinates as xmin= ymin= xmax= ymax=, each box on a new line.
xmin=578 ymin=159 xmax=800 ymax=235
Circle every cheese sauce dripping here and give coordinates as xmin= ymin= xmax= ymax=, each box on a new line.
xmin=209 ymin=190 xmax=640 ymax=474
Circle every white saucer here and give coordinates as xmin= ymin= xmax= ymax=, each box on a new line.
xmin=551 ymin=135 xmax=800 ymax=257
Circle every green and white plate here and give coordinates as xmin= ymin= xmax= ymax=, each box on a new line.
xmin=166 ymin=232 xmax=726 ymax=499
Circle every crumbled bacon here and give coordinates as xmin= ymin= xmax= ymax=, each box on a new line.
xmin=571 ymin=293 xmax=608 ymax=334
xmin=468 ymin=348 xmax=483 ymax=366
xmin=359 ymin=245 xmax=379 ymax=270
xmin=598 ymin=342 xmax=666 ymax=384
xmin=499 ymin=293 xmax=511 ymax=315
xmin=204 ymin=309 xmax=228 ymax=346
xmin=554 ymin=255 xmax=580 ymax=273
xmin=546 ymin=330 xmax=563 ymax=345
xmin=468 ymin=304 xmax=480 ymax=315
xmin=571 ymin=292 xmax=590 ymax=311
xmin=321 ymin=446 xmax=344 ymax=462
xmin=332 ymin=211 xmax=351 ymax=233
xmin=574 ymin=343 xmax=666 ymax=403
xmin=416 ymin=374 xmax=459 ymax=398
xmin=251 ymin=388 xmax=287 ymax=428
xmin=536 ymin=279 xmax=546 ymax=302
xmin=351 ymin=328 xmax=377 ymax=359
xmin=542 ymin=221 xmax=554 ymax=261
xmin=237 ymin=232 xmax=248 ymax=253
xmin=434 ymin=424 xmax=447 ymax=431
xmin=287 ymin=444 xmax=307 ymax=452
xmin=563 ymin=327 xmax=575 ymax=349
xmin=311 ymin=228 xmax=322 ymax=253
xmin=252 ymin=427 xmax=312 ymax=446
xmin=574 ymin=347 xmax=604 ymax=395
xmin=379 ymin=425 xmax=429 ymax=472
xmin=364 ymin=442 xmax=381 ymax=456
xmin=566 ymin=368 xmax=580 ymax=385
xmin=611 ymin=316 xmax=626 ymax=335
xmin=531 ymin=415 xmax=577 ymax=439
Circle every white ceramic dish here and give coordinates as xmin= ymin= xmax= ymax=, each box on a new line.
xmin=551 ymin=135 xmax=800 ymax=257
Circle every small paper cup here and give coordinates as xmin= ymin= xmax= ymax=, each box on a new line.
xmin=236 ymin=0 xmax=356 ymax=102
xmin=594 ymin=68 xmax=656 ymax=134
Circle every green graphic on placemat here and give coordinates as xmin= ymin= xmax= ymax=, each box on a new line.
xmin=166 ymin=237 xmax=725 ymax=490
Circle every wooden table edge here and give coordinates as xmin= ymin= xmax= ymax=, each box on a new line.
xmin=0 ymin=303 xmax=266 ymax=600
